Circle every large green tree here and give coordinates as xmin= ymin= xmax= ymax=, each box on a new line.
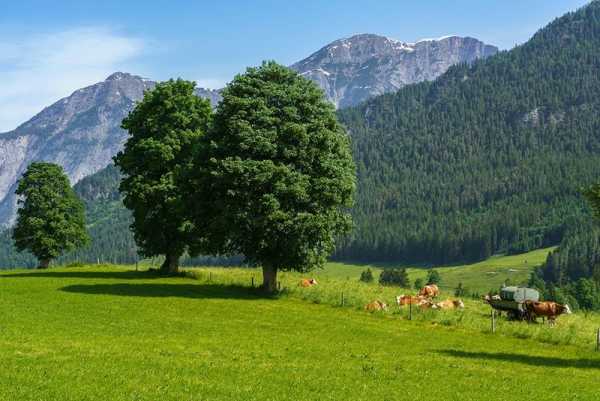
xmin=187 ymin=61 xmax=356 ymax=292
xmin=13 ymin=162 xmax=89 ymax=268
xmin=114 ymin=79 xmax=212 ymax=274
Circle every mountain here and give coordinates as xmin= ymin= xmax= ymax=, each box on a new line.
xmin=0 ymin=73 xmax=220 ymax=226
xmin=0 ymin=34 xmax=495 ymax=228
xmin=291 ymin=34 xmax=498 ymax=108
xmin=335 ymin=1 xmax=600 ymax=264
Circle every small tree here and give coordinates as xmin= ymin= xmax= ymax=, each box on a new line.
xmin=414 ymin=277 xmax=424 ymax=290
xmin=426 ymin=269 xmax=441 ymax=285
xmin=188 ymin=61 xmax=356 ymax=292
xmin=454 ymin=282 xmax=468 ymax=297
xmin=379 ymin=268 xmax=410 ymax=287
xmin=360 ymin=268 xmax=374 ymax=283
xmin=13 ymin=163 xmax=89 ymax=268
xmin=114 ymin=79 xmax=212 ymax=275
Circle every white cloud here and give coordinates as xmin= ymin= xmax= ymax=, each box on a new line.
xmin=195 ymin=78 xmax=227 ymax=90
xmin=0 ymin=27 xmax=146 ymax=132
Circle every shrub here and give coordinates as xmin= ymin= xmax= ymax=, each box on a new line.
xmin=414 ymin=278 xmax=424 ymax=290
xmin=426 ymin=269 xmax=441 ymax=285
xmin=359 ymin=268 xmax=374 ymax=283
xmin=379 ymin=268 xmax=410 ymax=287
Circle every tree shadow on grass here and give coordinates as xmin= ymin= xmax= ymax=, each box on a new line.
xmin=1 ymin=270 xmax=160 ymax=280
xmin=60 ymin=283 xmax=273 ymax=300
xmin=439 ymin=349 xmax=600 ymax=370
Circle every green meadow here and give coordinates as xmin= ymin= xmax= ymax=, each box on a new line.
xmin=2 ymin=255 xmax=600 ymax=401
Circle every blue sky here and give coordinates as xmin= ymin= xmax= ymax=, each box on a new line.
xmin=0 ymin=0 xmax=590 ymax=131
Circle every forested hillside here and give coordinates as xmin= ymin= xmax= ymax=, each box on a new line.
xmin=335 ymin=1 xmax=600 ymax=264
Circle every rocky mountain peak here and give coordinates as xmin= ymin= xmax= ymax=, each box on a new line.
xmin=291 ymin=34 xmax=498 ymax=108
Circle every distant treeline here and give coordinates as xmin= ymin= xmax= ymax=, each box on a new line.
xmin=530 ymin=219 xmax=600 ymax=310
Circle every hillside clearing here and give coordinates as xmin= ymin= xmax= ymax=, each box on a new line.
xmin=1 ymin=265 xmax=600 ymax=401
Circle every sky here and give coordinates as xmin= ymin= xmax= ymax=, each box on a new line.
xmin=0 ymin=0 xmax=591 ymax=132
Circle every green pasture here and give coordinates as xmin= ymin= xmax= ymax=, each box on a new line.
xmin=304 ymin=247 xmax=554 ymax=294
xmin=1 ymin=263 xmax=599 ymax=401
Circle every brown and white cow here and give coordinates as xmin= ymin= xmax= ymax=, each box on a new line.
xmin=299 ymin=278 xmax=318 ymax=288
xmin=365 ymin=300 xmax=388 ymax=312
xmin=418 ymin=284 xmax=439 ymax=298
xmin=483 ymin=294 xmax=501 ymax=304
xmin=523 ymin=301 xmax=572 ymax=324
xmin=433 ymin=299 xmax=465 ymax=310
xmin=396 ymin=295 xmax=426 ymax=306
xmin=396 ymin=295 xmax=433 ymax=309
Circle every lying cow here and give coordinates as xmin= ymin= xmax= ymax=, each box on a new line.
xmin=483 ymin=294 xmax=501 ymax=304
xmin=433 ymin=299 xmax=465 ymax=310
xmin=365 ymin=300 xmax=388 ymax=312
xmin=299 ymin=278 xmax=318 ymax=288
xmin=418 ymin=284 xmax=439 ymax=298
xmin=396 ymin=294 xmax=426 ymax=306
xmin=523 ymin=301 xmax=572 ymax=325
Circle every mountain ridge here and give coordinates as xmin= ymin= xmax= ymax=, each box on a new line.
xmin=290 ymin=33 xmax=498 ymax=108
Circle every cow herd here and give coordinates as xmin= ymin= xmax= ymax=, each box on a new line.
xmin=299 ymin=278 xmax=572 ymax=325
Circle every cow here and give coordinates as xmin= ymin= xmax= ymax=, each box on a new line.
xmin=418 ymin=284 xmax=439 ymax=298
xmin=396 ymin=295 xmax=424 ymax=306
xmin=396 ymin=295 xmax=433 ymax=309
xmin=483 ymin=294 xmax=501 ymax=304
xmin=299 ymin=278 xmax=318 ymax=288
xmin=365 ymin=300 xmax=388 ymax=312
xmin=523 ymin=301 xmax=572 ymax=325
xmin=433 ymin=299 xmax=465 ymax=310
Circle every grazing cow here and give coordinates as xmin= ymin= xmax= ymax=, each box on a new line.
xmin=523 ymin=301 xmax=572 ymax=324
xmin=299 ymin=278 xmax=318 ymax=288
xmin=418 ymin=284 xmax=439 ymax=298
xmin=433 ymin=299 xmax=465 ymax=310
xmin=365 ymin=300 xmax=388 ymax=312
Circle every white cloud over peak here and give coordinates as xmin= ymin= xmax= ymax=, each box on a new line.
xmin=0 ymin=27 xmax=146 ymax=132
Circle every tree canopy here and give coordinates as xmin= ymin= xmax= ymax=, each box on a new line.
xmin=187 ymin=61 xmax=356 ymax=292
xmin=114 ymin=79 xmax=212 ymax=274
xmin=12 ymin=162 xmax=89 ymax=268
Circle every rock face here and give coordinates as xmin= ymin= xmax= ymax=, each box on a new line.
xmin=291 ymin=34 xmax=498 ymax=108
xmin=0 ymin=72 xmax=220 ymax=226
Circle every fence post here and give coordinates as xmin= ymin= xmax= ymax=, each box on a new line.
xmin=409 ymin=301 xmax=412 ymax=321
xmin=277 ymin=281 xmax=281 ymax=291
xmin=341 ymin=291 xmax=345 ymax=307
xmin=597 ymin=328 xmax=600 ymax=352
xmin=251 ymin=276 xmax=254 ymax=288
xmin=491 ymin=310 xmax=496 ymax=333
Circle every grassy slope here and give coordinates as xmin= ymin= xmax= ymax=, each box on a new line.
xmin=325 ymin=247 xmax=554 ymax=293
xmin=1 ymin=265 xmax=600 ymax=401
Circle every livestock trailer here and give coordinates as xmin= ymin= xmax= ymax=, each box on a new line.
xmin=488 ymin=286 xmax=540 ymax=320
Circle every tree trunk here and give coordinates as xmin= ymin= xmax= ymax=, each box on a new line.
xmin=160 ymin=252 xmax=180 ymax=275
xmin=262 ymin=264 xmax=278 ymax=293
xmin=38 ymin=258 xmax=50 ymax=269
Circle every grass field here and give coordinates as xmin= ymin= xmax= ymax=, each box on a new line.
xmin=1 ymin=262 xmax=600 ymax=401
